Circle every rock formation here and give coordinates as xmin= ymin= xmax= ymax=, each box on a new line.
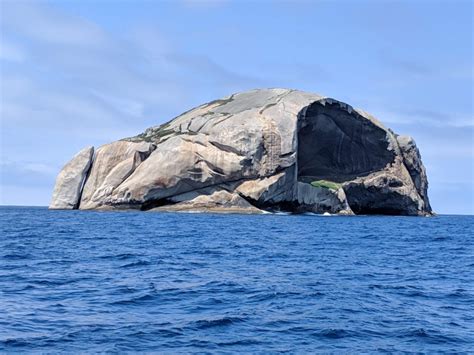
xmin=50 ymin=146 xmax=94 ymax=209
xmin=49 ymin=89 xmax=432 ymax=215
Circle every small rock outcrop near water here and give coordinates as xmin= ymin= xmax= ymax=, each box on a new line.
xmin=50 ymin=89 xmax=432 ymax=215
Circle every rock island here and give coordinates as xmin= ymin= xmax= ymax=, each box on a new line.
xmin=50 ymin=89 xmax=432 ymax=215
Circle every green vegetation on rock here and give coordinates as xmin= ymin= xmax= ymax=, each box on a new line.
xmin=310 ymin=180 xmax=342 ymax=190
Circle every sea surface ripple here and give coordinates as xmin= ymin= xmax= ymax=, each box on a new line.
xmin=1 ymin=206 xmax=473 ymax=352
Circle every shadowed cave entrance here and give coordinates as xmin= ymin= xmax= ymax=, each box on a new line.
xmin=297 ymin=101 xmax=395 ymax=184
xmin=296 ymin=101 xmax=399 ymax=215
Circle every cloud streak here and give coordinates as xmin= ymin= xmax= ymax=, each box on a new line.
xmin=380 ymin=107 xmax=474 ymax=128
xmin=0 ymin=1 xmax=262 ymax=136
xmin=0 ymin=1 xmax=266 ymax=205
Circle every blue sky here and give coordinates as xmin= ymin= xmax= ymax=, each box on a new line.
xmin=0 ymin=0 xmax=472 ymax=214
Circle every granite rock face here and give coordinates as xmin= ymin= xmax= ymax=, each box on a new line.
xmin=79 ymin=141 xmax=155 ymax=210
xmin=396 ymin=135 xmax=431 ymax=212
xmin=49 ymin=146 xmax=94 ymax=209
xmin=49 ymin=89 xmax=432 ymax=215
xmin=150 ymin=189 xmax=264 ymax=214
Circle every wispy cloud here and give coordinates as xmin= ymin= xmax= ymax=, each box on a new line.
xmin=0 ymin=1 xmax=261 ymax=138
xmin=367 ymin=103 xmax=473 ymax=129
xmin=383 ymin=108 xmax=474 ymax=128
xmin=0 ymin=1 xmax=266 ymax=205
xmin=0 ymin=38 xmax=26 ymax=62
xmin=0 ymin=159 xmax=57 ymax=186
xmin=1 ymin=2 xmax=108 ymax=47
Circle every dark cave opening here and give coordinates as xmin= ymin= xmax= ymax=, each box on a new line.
xmin=140 ymin=198 xmax=177 ymax=211
xmin=349 ymin=206 xmax=405 ymax=216
xmin=296 ymin=101 xmax=395 ymax=184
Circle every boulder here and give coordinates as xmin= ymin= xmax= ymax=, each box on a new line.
xmin=49 ymin=146 xmax=94 ymax=209
xmin=50 ymin=88 xmax=433 ymax=215
xmin=397 ymin=135 xmax=431 ymax=212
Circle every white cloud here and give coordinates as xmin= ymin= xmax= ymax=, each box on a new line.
xmin=1 ymin=159 xmax=56 ymax=175
xmin=0 ymin=2 xmax=255 ymax=128
xmin=21 ymin=162 xmax=57 ymax=175
xmin=369 ymin=107 xmax=474 ymax=128
xmin=90 ymin=90 xmax=145 ymax=118
xmin=1 ymin=2 xmax=108 ymax=48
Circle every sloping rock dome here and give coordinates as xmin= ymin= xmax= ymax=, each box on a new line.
xmin=50 ymin=88 xmax=432 ymax=215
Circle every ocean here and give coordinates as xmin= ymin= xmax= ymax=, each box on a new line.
xmin=1 ymin=206 xmax=472 ymax=352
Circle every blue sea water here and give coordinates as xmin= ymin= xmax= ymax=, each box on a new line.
xmin=0 ymin=206 xmax=473 ymax=353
